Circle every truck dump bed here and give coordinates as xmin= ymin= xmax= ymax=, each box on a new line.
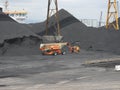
xmin=40 ymin=42 xmax=67 ymax=51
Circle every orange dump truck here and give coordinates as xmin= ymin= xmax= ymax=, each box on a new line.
xmin=39 ymin=42 xmax=67 ymax=55
xmin=39 ymin=42 xmax=80 ymax=55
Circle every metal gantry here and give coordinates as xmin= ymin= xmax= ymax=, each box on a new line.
xmin=99 ymin=11 xmax=103 ymax=27
xmin=106 ymin=0 xmax=119 ymax=30
xmin=46 ymin=0 xmax=60 ymax=35
xmin=4 ymin=0 xmax=9 ymax=11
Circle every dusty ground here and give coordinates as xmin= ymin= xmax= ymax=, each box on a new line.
xmin=0 ymin=50 xmax=120 ymax=90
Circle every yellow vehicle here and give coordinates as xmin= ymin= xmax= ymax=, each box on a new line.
xmin=67 ymin=42 xmax=80 ymax=53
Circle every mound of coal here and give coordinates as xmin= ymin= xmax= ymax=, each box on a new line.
xmin=0 ymin=12 xmax=16 ymax=22
xmin=29 ymin=9 xmax=87 ymax=35
xmin=29 ymin=9 xmax=120 ymax=54
xmin=25 ymin=22 xmax=45 ymax=34
xmin=0 ymin=36 xmax=42 ymax=56
xmin=0 ymin=12 xmax=42 ymax=56
xmin=62 ymin=25 xmax=120 ymax=54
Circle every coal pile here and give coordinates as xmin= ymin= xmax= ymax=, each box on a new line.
xmin=0 ymin=12 xmax=42 ymax=56
xmin=25 ymin=22 xmax=45 ymax=34
xmin=60 ymin=14 xmax=120 ymax=54
xmin=29 ymin=9 xmax=87 ymax=36
xmin=29 ymin=9 xmax=120 ymax=54
xmin=0 ymin=12 xmax=16 ymax=22
xmin=1 ymin=8 xmax=120 ymax=56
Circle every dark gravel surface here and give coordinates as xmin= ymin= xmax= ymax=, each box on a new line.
xmin=0 ymin=50 xmax=120 ymax=90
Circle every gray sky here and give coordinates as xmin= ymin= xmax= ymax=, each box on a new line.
xmin=0 ymin=0 xmax=110 ymax=23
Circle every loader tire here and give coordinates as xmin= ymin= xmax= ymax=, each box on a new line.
xmin=62 ymin=51 xmax=66 ymax=55
xmin=53 ymin=52 xmax=57 ymax=56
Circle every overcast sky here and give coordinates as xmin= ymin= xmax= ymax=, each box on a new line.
xmin=0 ymin=0 xmax=115 ymax=23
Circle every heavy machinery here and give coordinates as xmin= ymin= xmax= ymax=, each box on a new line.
xmin=106 ymin=0 xmax=119 ymax=30
xmin=40 ymin=42 xmax=67 ymax=55
xmin=43 ymin=0 xmax=62 ymax=43
xmin=39 ymin=0 xmax=80 ymax=56
xmin=67 ymin=42 xmax=80 ymax=53
xmin=39 ymin=42 xmax=80 ymax=55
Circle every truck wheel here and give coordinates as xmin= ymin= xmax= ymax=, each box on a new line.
xmin=62 ymin=52 xmax=66 ymax=55
xmin=53 ymin=52 xmax=57 ymax=56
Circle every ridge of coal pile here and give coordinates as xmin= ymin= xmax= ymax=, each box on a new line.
xmin=0 ymin=12 xmax=42 ymax=56
xmin=28 ymin=9 xmax=120 ymax=54
xmin=60 ymin=17 xmax=120 ymax=54
xmin=58 ymin=12 xmax=120 ymax=54
xmin=28 ymin=9 xmax=87 ymax=35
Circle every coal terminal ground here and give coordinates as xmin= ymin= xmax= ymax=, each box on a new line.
xmin=1 ymin=9 xmax=120 ymax=90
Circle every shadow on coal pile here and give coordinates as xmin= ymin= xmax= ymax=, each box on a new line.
xmin=0 ymin=36 xmax=42 ymax=56
xmin=83 ymin=60 xmax=120 ymax=68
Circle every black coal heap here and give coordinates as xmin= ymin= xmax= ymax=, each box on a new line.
xmin=30 ymin=9 xmax=120 ymax=54
xmin=0 ymin=12 xmax=42 ymax=56
xmin=1 ymin=8 xmax=120 ymax=56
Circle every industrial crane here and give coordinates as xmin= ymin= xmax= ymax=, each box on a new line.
xmin=99 ymin=11 xmax=103 ymax=27
xmin=39 ymin=0 xmax=80 ymax=55
xmin=46 ymin=0 xmax=60 ymax=36
xmin=42 ymin=0 xmax=62 ymax=43
xmin=106 ymin=0 xmax=119 ymax=30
